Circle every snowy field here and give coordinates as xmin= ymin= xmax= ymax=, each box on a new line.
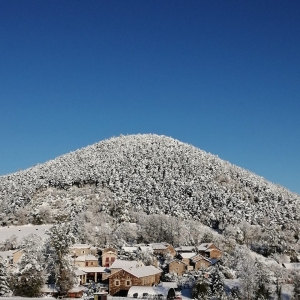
xmin=0 ymin=224 xmax=52 ymax=242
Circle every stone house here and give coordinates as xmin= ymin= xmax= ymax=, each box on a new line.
xmin=69 ymin=244 xmax=98 ymax=257
xmin=196 ymin=243 xmax=222 ymax=259
xmin=102 ymin=247 xmax=118 ymax=267
xmin=74 ymin=254 xmax=99 ymax=268
xmin=110 ymin=259 xmax=145 ymax=274
xmin=167 ymin=259 xmax=187 ymax=276
xmin=150 ymin=243 xmax=176 ymax=257
xmin=190 ymin=254 xmax=212 ymax=270
xmin=108 ymin=266 xmax=161 ymax=296
xmin=178 ymin=252 xmax=197 ymax=266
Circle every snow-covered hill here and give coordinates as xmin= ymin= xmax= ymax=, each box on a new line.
xmin=0 ymin=134 xmax=299 ymax=232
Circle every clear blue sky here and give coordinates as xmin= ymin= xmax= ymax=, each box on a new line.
xmin=0 ymin=1 xmax=299 ymax=194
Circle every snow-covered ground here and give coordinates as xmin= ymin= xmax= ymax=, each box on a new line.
xmin=0 ymin=224 xmax=52 ymax=242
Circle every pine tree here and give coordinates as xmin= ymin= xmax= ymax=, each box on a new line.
xmin=192 ymin=269 xmax=212 ymax=300
xmin=210 ymin=264 xmax=225 ymax=299
xmin=47 ymin=221 xmax=77 ymax=296
xmin=292 ymin=272 xmax=300 ymax=300
xmin=8 ymin=234 xmax=46 ymax=297
xmin=9 ymin=253 xmax=45 ymax=297
xmin=0 ymin=258 xmax=10 ymax=296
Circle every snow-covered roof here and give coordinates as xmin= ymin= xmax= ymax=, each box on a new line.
xmin=123 ymin=265 xmax=161 ymax=278
xmin=110 ymin=259 xmax=144 ymax=269
xmin=150 ymin=243 xmax=167 ymax=250
xmin=75 ymin=269 xmax=86 ymax=276
xmin=139 ymin=246 xmax=153 ymax=253
xmin=78 ymin=267 xmax=107 ymax=273
xmin=0 ymin=224 xmax=52 ymax=243
xmin=175 ymin=246 xmax=195 ymax=252
xmin=190 ymin=254 xmax=211 ymax=263
xmin=128 ymin=285 xmax=174 ymax=298
xmin=75 ymin=254 xmax=98 ymax=262
xmin=179 ymin=252 xmax=197 ymax=259
xmin=70 ymin=244 xmax=91 ymax=249
xmin=197 ymin=243 xmax=212 ymax=251
xmin=122 ymin=246 xmax=138 ymax=253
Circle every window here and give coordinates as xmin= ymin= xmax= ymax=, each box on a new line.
xmin=111 ymin=257 xmax=115 ymax=262
xmin=126 ymin=280 xmax=131 ymax=286
xmin=106 ymin=257 xmax=109 ymax=262
xmin=91 ymin=262 xmax=93 ymax=265
xmin=82 ymin=250 xmax=85 ymax=254
xmin=86 ymin=262 xmax=88 ymax=267
xmin=115 ymin=280 xmax=120 ymax=286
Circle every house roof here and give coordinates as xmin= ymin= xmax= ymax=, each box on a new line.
xmin=139 ymin=246 xmax=153 ymax=253
xmin=175 ymin=246 xmax=195 ymax=252
xmin=123 ymin=265 xmax=162 ymax=278
xmin=168 ymin=258 xmax=186 ymax=265
xmin=150 ymin=243 xmax=167 ymax=250
xmin=190 ymin=254 xmax=211 ymax=263
xmin=179 ymin=252 xmax=197 ymax=259
xmin=78 ymin=267 xmax=108 ymax=273
xmin=75 ymin=269 xmax=86 ymax=276
xmin=197 ymin=243 xmax=213 ymax=251
xmin=75 ymin=254 xmax=98 ymax=262
xmin=122 ymin=246 xmax=138 ymax=253
xmin=110 ymin=259 xmax=144 ymax=269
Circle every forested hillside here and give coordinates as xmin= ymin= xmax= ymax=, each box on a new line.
xmin=0 ymin=134 xmax=299 ymax=253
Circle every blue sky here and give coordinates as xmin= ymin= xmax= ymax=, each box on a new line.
xmin=0 ymin=1 xmax=299 ymax=194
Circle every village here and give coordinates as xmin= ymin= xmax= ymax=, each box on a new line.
xmin=0 ymin=241 xmax=223 ymax=299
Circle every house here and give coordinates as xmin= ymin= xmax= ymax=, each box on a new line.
xmin=122 ymin=246 xmax=138 ymax=253
xmin=74 ymin=254 xmax=99 ymax=268
xmin=178 ymin=252 xmax=197 ymax=266
xmin=108 ymin=265 xmax=162 ymax=296
xmin=167 ymin=259 xmax=186 ymax=276
xmin=150 ymin=243 xmax=176 ymax=257
xmin=190 ymin=254 xmax=212 ymax=270
xmin=110 ymin=259 xmax=145 ymax=274
xmin=70 ymin=244 xmax=98 ymax=257
xmin=102 ymin=247 xmax=118 ymax=267
xmin=196 ymin=243 xmax=222 ymax=259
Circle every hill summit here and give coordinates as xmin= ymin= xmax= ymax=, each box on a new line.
xmin=0 ymin=134 xmax=299 ymax=230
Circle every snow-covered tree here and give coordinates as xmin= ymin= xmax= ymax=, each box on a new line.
xmin=236 ymin=248 xmax=258 ymax=300
xmin=47 ymin=221 xmax=77 ymax=296
xmin=8 ymin=234 xmax=46 ymax=297
xmin=0 ymin=258 xmax=10 ymax=296
xmin=292 ymin=272 xmax=300 ymax=300
xmin=210 ymin=264 xmax=225 ymax=299
xmin=192 ymin=269 xmax=211 ymax=300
